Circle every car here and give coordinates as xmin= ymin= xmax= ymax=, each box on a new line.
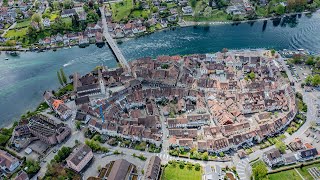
xmin=53 ymin=149 xmax=57 ymax=153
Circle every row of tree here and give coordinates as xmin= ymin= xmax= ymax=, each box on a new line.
xmin=57 ymin=68 xmax=68 ymax=86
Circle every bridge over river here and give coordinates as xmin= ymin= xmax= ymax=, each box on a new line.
xmin=100 ymin=6 xmax=131 ymax=73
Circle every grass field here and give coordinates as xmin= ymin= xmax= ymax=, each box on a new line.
xmin=131 ymin=9 xmax=150 ymax=19
xmin=268 ymin=169 xmax=302 ymax=180
xmin=5 ymin=28 xmax=27 ymax=38
xmin=111 ymin=0 xmax=134 ymax=22
xmin=297 ymin=163 xmax=320 ymax=180
xmin=183 ymin=9 xmax=230 ymax=22
xmin=15 ymin=20 xmax=31 ymax=29
xmin=162 ymin=164 xmax=202 ymax=180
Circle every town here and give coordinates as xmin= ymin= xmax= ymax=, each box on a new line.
xmin=0 ymin=48 xmax=320 ymax=180
xmin=1 ymin=0 xmax=320 ymax=51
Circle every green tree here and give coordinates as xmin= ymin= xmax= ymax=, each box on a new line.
xmin=253 ymin=162 xmax=268 ymax=179
xmin=60 ymin=68 xmax=67 ymax=85
xmin=25 ymin=159 xmax=41 ymax=174
xmin=275 ymin=4 xmax=286 ymax=15
xmin=63 ymin=0 xmax=74 ymax=9
xmin=179 ymin=161 xmax=185 ymax=169
xmin=52 ymin=1 xmax=60 ymax=10
xmin=195 ymin=163 xmax=201 ymax=171
xmin=306 ymin=56 xmax=315 ymax=65
xmin=31 ymin=13 xmax=42 ymax=25
xmin=57 ymin=71 xmax=63 ymax=86
xmin=75 ymin=121 xmax=81 ymax=130
xmin=202 ymin=152 xmax=209 ymax=160
xmin=275 ymin=141 xmax=286 ymax=153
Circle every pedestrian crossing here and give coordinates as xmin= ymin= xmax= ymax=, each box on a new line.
xmin=156 ymin=153 xmax=178 ymax=161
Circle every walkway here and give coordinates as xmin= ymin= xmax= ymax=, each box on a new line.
xmin=294 ymin=168 xmax=305 ymax=180
xmin=100 ymin=6 xmax=131 ymax=73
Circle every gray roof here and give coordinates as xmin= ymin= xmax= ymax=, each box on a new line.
xmin=67 ymin=144 xmax=92 ymax=167
xmin=108 ymin=159 xmax=134 ymax=180
xmin=145 ymin=156 xmax=161 ymax=180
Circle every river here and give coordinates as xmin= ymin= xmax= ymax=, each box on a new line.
xmin=0 ymin=12 xmax=320 ymax=127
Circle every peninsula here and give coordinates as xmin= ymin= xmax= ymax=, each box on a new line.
xmin=1 ymin=49 xmax=320 ymax=180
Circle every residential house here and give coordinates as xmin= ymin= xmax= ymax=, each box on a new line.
xmin=262 ymin=148 xmax=284 ymax=167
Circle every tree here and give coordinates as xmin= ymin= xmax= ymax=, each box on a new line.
xmin=253 ymin=162 xmax=268 ymax=179
xmin=25 ymin=159 xmax=41 ymax=174
xmin=195 ymin=163 xmax=201 ymax=171
xmin=52 ymin=1 xmax=60 ymax=10
xmin=63 ymin=0 xmax=74 ymax=9
xmin=275 ymin=4 xmax=286 ymax=15
xmin=60 ymin=68 xmax=67 ymax=85
xmin=31 ymin=13 xmax=42 ymax=25
xmin=57 ymin=71 xmax=63 ymax=86
xmin=306 ymin=56 xmax=315 ymax=65
xmin=275 ymin=141 xmax=286 ymax=153
xmin=190 ymin=0 xmax=197 ymax=7
xmin=179 ymin=161 xmax=185 ymax=169
xmin=75 ymin=121 xmax=81 ymax=130
xmin=202 ymin=152 xmax=209 ymax=160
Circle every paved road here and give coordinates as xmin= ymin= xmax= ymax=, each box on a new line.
xmin=100 ymin=6 xmax=131 ymax=73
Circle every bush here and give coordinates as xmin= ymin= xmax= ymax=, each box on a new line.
xmin=195 ymin=163 xmax=201 ymax=171
xmin=179 ymin=161 xmax=185 ymax=169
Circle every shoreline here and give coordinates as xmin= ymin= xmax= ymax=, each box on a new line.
xmin=179 ymin=10 xmax=315 ymax=27
xmin=0 ymin=10 xmax=317 ymax=53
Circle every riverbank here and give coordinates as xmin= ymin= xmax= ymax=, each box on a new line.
xmin=179 ymin=10 xmax=316 ymax=27
xmin=0 ymin=10 xmax=318 ymax=53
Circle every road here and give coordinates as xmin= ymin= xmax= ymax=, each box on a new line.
xmin=100 ymin=6 xmax=131 ymax=73
xmin=1 ymin=22 xmax=16 ymax=38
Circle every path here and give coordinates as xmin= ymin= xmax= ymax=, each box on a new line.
xmin=294 ymin=168 xmax=306 ymax=180
xmin=1 ymin=22 xmax=16 ymax=38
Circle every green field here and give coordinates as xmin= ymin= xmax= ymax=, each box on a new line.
xmin=162 ymin=164 xmax=202 ymax=180
xmin=111 ymin=0 xmax=134 ymax=22
xmin=131 ymin=9 xmax=150 ymax=19
xmin=5 ymin=28 xmax=28 ymax=38
xmin=183 ymin=9 xmax=230 ymax=22
xmin=268 ymin=169 xmax=302 ymax=180
xmin=297 ymin=163 xmax=320 ymax=180
xmin=15 ymin=20 xmax=31 ymax=29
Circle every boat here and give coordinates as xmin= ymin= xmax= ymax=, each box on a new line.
xmin=7 ymin=51 xmax=19 ymax=56
xmin=5 ymin=58 xmax=8 ymax=60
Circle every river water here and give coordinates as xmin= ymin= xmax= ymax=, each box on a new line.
xmin=1 ymin=12 xmax=320 ymax=127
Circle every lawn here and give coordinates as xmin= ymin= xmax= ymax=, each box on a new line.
xmin=15 ymin=20 xmax=31 ymax=29
xmin=162 ymin=164 xmax=202 ymax=180
xmin=130 ymin=9 xmax=150 ymax=19
xmin=4 ymin=28 xmax=27 ymax=38
xmin=166 ymin=2 xmax=177 ymax=8
xmin=50 ymin=13 xmax=60 ymax=21
xmin=111 ymin=0 xmax=134 ymax=22
xmin=297 ymin=163 xmax=320 ymax=180
xmin=268 ymin=169 xmax=302 ymax=180
xmin=183 ymin=9 xmax=230 ymax=22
